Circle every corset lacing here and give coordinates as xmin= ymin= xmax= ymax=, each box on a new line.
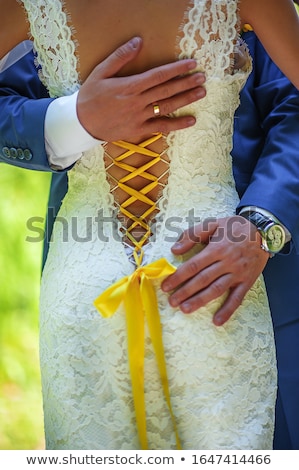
xmin=104 ymin=132 xmax=168 ymax=267
xmin=94 ymin=134 xmax=181 ymax=449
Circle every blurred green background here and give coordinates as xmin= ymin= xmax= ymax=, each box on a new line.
xmin=0 ymin=164 xmax=51 ymax=450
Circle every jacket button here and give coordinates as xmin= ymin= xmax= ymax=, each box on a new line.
xmin=10 ymin=147 xmax=18 ymax=159
xmin=2 ymin=147 xmax=11 ymax=158
xmin=24 ymin=149 xmax=33 ymax=161
xmin=17 ymin=148 xmax=25 ymax=160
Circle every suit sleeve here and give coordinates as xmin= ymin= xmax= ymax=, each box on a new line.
xmin=0 ymin=47 xmax=56 ymax=172
xmin=233 ymin=32 xmax=299 ymax=251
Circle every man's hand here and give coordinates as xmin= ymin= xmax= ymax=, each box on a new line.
xmin=77 ymin=37 xmax=206 ymax=142
xmin=161 ymin=216 xmax=270 ymax=326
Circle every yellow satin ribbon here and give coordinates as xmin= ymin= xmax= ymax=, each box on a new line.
xmin=109 ymin=134 xmax=164 ymax=267
xmin=94 ymin=257 xmax=182 ymax=450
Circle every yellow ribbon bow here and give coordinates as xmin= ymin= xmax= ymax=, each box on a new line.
xmin=94 ymin=258 xmax=182 ymax=450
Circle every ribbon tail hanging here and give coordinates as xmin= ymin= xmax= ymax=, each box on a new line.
xmin=141 ymin=274 xmax=182 ymax=450
xmin=124 ymin=276 xmax=148 ymax=450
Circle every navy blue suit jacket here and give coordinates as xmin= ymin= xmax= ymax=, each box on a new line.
xmin=1 ymin=34 xmax=299 ymax=448
xmin=232 ymin=32 xmax=299 ymax=450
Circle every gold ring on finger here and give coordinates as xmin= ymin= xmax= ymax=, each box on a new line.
xmin=153 ymin=103 xmax=161 ymax=117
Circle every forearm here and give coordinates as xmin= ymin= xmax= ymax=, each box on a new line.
xmin=233 ymin=32 xmax=299 ymax=250
xmin=0 ymin=43 xmax=55 ymax=171
xmin=0 ymin=94 xmax=54 ymax=171
xmin=0 ymin=43 xmax=89 ymax=172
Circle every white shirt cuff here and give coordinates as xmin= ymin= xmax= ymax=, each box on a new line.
xmin=45 ymin=90 xmax=103 ymax=170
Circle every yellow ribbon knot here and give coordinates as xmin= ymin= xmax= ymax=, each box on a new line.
xmin=94 ymin=258 xmax=181 ymax=450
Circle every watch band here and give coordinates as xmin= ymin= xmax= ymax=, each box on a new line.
xmin=241 ymin=211 xmax=273 ymax=231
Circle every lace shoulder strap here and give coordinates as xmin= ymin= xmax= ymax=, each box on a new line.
xmin=178 ymin=0 xmax=241 ymax=78
xmin=20 ymin=0 xmax=79 ymax=97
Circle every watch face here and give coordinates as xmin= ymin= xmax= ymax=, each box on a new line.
xmin=265 ymin=225 xmax=286 ymax=252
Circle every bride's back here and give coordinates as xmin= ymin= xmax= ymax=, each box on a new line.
xmin=0 ymin=0 xmax=193 ymax=81
xmin=65 ymin=0 xmax=192 ymax=81
xmin=2 ymin=0 xmax=299 ymax=89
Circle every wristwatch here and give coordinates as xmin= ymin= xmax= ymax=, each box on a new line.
xmin=240 ymin=211 xmax=286 ymax=257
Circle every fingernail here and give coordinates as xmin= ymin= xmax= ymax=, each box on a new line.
xmin=170 ymin=296 xmax=179 ymax=307
xmin=196 ymin=89 xmax=205 ymax=98
xmin=187 ymin=60 xmax=197 ymax=70
xmin=181 ymin=302 xmax=191 ymax=313
xmin=213 ymin=315 xmax=223 ymax=326
xmin=162 ymin=282 xmax=170 ymax=292
xmin=130 ymin=37 xmax=141 ymax=49
xmin=173 ymin=242 xmax=183 ymax=249
xmin=186 ymin=118 xmax=196 ymax=127
xmin=195 ymin=74 xmax=206 ymax=84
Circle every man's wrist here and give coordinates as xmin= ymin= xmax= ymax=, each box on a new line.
xmin=45 ymin=91 xmax=103 ymax=170
xmin=239 ymin=206 xmax=291 ymax=242
xmin=238 ymin=207 xmax=290 ymax=256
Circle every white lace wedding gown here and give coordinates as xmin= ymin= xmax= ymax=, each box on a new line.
xmin=22 ymin=0 xmax=276 ymax=450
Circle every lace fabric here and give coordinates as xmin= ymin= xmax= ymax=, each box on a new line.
xmin=178 ymin=0 xmax=241 ymax=76
xmin=19 ymin=0 xmax=80 ymax=96
xmin=21 ymin=0 xmax=276 ymax=449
